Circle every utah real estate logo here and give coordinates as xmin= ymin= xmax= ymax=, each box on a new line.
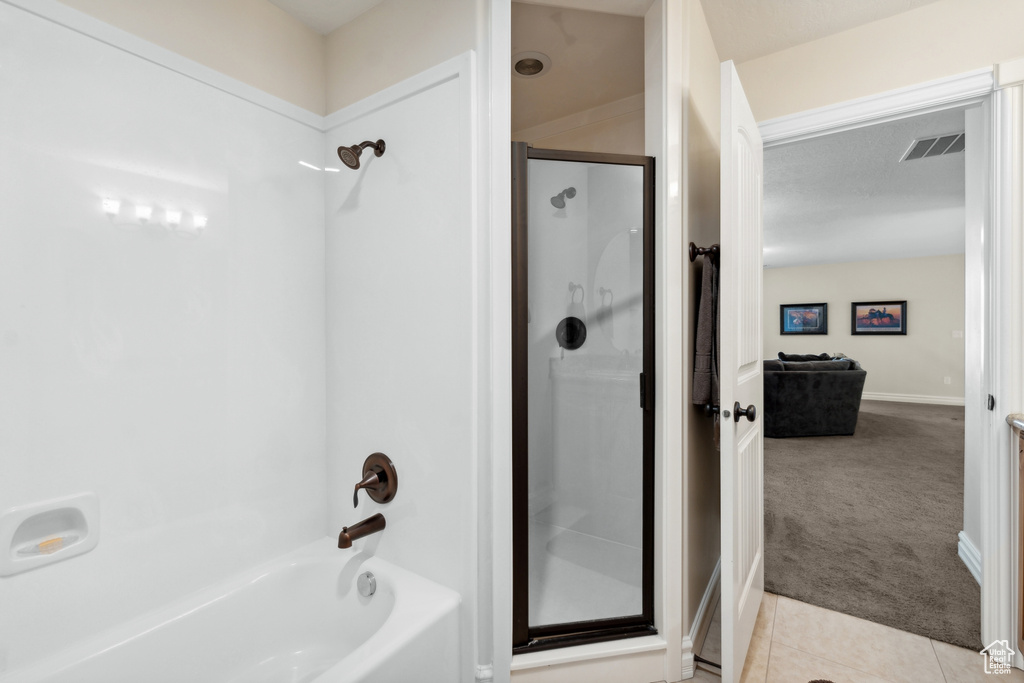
xmin=981 ymin=640 xmax=1015 ymax=675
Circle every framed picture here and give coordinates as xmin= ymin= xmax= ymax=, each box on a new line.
xmin=780 ymin=303 xmax=828 ymax=335
xmin=851 ymin=300 xmax=907 ymax=335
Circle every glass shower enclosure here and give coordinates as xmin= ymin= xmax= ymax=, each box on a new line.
xmin=511 ymin=144 xmax=655 ymax=651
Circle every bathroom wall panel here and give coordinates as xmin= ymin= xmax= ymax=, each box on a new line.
xmin=324 ymin=58 xmax=476 ymax=681
xmin=0 ymin=3 xmax=326 ymax=673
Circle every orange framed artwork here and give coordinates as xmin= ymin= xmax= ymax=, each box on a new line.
xmin=851 ymin=300 xmax=907 ymax=335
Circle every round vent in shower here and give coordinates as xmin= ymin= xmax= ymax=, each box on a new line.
xmin=512 ymin=51 xmax=551 ymax=78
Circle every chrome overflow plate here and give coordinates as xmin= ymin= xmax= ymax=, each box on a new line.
xmin=357 ymin=571 xmax=377 ymax=598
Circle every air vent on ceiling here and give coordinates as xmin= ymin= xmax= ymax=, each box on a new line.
xmin=900 ymin=132 xmax=965 ymax=162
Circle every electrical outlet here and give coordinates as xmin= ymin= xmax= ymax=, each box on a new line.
xmin=944 ymin=376 xmax=952 ymax=385
xmin=952 ymin=330 xmax=964 ymax=338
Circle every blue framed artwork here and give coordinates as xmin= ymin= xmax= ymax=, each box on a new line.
xmin=780 ymin=303 xmax=828 ymax=335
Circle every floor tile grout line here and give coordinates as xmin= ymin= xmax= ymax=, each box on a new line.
xmin=929 ymin=639 xmax=950 ymax=683
xmin=761 ymin=596 xmax=777 ymax=683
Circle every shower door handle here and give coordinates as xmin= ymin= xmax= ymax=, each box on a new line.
xmin=640 ymin=373 xmax=653 ymax=411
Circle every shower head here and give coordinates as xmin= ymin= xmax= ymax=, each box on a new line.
xmin=337 ymin=139 xmax=386 ymax=170
xmin=550 ymin=186 xmax=577 ymax=209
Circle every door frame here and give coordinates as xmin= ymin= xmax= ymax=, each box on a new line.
xmin=510 ymin=143 xmax=657 ymax=653
xmin=758 ymin=66 xmax=1024 ymax=664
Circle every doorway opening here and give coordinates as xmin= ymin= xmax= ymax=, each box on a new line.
xmin=695 ymin=99 xmax=988 ymax=675
xmin=759 ymin=106 xmax=979 ymax=648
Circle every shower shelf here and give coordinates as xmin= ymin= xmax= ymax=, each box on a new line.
xmin=0 ymin=492 xmax=99 ymax=576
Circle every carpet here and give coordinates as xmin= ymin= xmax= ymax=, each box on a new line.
xmin=764 ymin=400 xmax=981 ymax=650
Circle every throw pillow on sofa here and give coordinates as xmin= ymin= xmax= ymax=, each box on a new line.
xmin=778 ymin=352 xmax=830 ymax=361
xmin=781 ymin=360 xmax=853 ymax=371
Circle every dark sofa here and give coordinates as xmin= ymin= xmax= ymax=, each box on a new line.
xmin=763 ymin=354 xmax=867 ymax=438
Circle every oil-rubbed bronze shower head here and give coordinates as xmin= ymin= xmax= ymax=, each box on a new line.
xmin=550 ymin=186 xmax=577 ymax=209
xmin=337 ymin=139 xmax=386 ymax=170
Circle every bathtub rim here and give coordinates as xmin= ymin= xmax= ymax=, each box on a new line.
xmin=0 ymin=537 xmax=461 ymax=683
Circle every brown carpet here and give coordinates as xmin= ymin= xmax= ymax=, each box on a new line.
xmin=764 ymin=400 xmax=981 ymax=650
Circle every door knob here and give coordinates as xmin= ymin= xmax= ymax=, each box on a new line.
xmin=734 ymin=402 xmax=756 ymax=423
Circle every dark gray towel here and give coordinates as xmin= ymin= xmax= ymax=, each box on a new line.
xmin=692 ymin=253 xmax=719 ymax=406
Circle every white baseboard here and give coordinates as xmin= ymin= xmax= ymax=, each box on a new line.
xmin=681 ymin=557 xmax=721 ymax=680
xmin=861 ymin=392 xmax=966 ymax=407
xmin=958 ymin=530 xmax=982 ymax=585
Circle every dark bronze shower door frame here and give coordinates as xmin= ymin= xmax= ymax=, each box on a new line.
xmin=511 ymin=143 xmax=656 ymax=653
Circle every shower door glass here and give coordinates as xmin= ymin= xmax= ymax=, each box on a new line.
xmin=512 ymin=144 xmax=654 ymax=651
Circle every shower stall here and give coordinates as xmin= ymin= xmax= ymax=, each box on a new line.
xmin=511 ymin=143 xmax=654 ymax=651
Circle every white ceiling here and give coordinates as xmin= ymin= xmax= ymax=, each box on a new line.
xmin=266 ymin=0 xmax=383 ymax=34
xmin=701 ymin=0 xmax=945 ymax=63
xmin=266 ymin=0 xmax=946 ymax=63
xmin=763 ymin=108 xmax=966 ymax=270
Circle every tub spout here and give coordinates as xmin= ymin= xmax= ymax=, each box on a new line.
xmin=337 ymin=513 xmax=386 ymax=549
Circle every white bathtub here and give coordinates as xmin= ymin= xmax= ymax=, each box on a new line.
xmin=2 ymin=538 xmax=461 ymax=683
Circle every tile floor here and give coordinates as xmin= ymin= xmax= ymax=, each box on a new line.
xmin=694 ymin=592 xmax=1024 ymax=683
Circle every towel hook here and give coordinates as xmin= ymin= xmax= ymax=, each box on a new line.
xmin=689 ymin=242 xmax=719 ymax=263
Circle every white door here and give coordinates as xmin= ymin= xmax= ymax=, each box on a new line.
xmin=719 ymin=60 xmax=765 ymax=683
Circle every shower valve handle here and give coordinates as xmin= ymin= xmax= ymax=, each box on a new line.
xmin=352 ymin=453 xmax=398 ymax=508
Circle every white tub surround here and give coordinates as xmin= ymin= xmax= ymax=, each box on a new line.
xmin=0 ymin=0 xmax=326 ymax=674
xmin=0 ymin=0 xmax=492 ymax=678
xmin=1 ymin=539 xmax=461 ymax=683
xmin=324 ymin=52 xmax=483 ymax=683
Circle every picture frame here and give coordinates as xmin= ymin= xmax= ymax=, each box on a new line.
xmin=851 ymin=300 xmax=907 ymax=335
xmin=780 ymin=303 xmax=828 ymax=335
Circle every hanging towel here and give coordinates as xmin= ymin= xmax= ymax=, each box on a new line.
xmin=692 ymin=253 xmax=719 ymax=407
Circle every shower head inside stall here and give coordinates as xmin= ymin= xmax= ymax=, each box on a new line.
xmin=337 ymin=139 xmax=386 ymax=170
xmin=550 ymin=186 xmax=577 ymax=209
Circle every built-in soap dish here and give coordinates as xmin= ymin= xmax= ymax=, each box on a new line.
xmin=0 ymin=493 xmax=99 ymax=577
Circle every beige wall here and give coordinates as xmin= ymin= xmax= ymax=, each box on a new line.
xmin=514 ymin=98 xmax=646 ymax=155
xmin=325 ymin=0 xmax=480 ymax=114
xmin=57 ymin=0 xmax=326 ymax=114
xmin=681 ymin=0 xmax=721 ymax=633
xmin=529 ymin=108 xmax=644 ymax=154
xmin=764 ymin=254 xmax=966 ymax=401
xmin=736 ymin=0 xmax=1024 ymax=121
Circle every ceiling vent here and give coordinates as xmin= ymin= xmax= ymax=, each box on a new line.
xmin=900 ymin=132 xmax=965 ymax=162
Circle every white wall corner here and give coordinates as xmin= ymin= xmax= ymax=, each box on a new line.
xmin=958 ymin=530 xmax=982 ymax=585
xmin=680 ymin=557 xmax=721 ymax=680
xmin=996 ymin=57 xmax=1024 ymax=89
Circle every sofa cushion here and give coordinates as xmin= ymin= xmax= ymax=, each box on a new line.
xmin=763 ymin=360 xmax=785 ymax=372
xmin=778 ymin=352 xmax=830 ymax=361
xmin=782 ymin=360 xmax=853 ymax=371
xmin=763 ymin=367 xmax=867 ymax=437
